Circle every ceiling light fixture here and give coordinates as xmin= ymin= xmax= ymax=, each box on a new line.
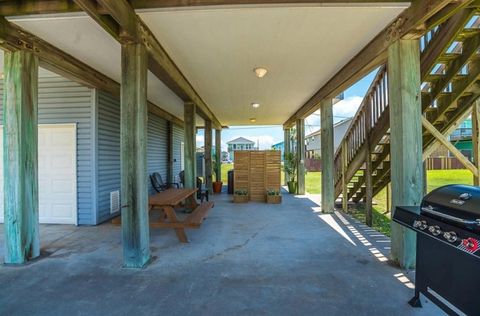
xmin=251 ymin=102 xmax=260 ymax=109
xmin=249 ymin=118 xmax=257 ymax=123
xmin=254 ymin=67 xmax=268 ymax=78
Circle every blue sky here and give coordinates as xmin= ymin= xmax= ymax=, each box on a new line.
xmin=199 ymin=69 xmax=379 ymax=150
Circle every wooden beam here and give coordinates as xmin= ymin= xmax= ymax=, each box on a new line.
xmin=284 ymin=0 xmax=468 ymax=127
xmin=3 ymin=50 xmax=40 ymax=264
xmin=341 ymin=142 xmax=348 ymax=212
xmin=296 ymin=118 xmax=305 ymax=195
xmin=321 ymin=99 xmax=335 ymax=213
xmin=284 ymin=128 xmax=291 ymax=185
xmin=422 ymin=116 xmax=479 ymax=174
xmin=184 ymin=102 xmax=197 ymax=189
xmin=364 ymin=99 xmax=373 ymax=227
xmin=0 ymin=17 xmax=184 ymax=127
xmin=76 ymin=0 xmax=222 ymax=129
xmin=204 ymin=119 xmax=213 ymax=193
xmin=215 ymin=129 xmax=222 ymax=182
xmin=473 ymin=99 xmax=480 ymax=185
xmin=388 ymin=39 xmax=422 ymax=269
xmin=120 ymin=42 xmax=151 ymax=269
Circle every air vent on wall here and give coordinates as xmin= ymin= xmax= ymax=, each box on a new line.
xmin=110 ymin=190 xmax=120 ymax=214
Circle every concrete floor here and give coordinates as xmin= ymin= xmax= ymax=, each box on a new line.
xmin=0 ymin=191 xmax=444 ymax=316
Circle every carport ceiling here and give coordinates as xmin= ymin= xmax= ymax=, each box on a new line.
xmin=8 ymin=4 xmax=408 ymax=126
xmin=139 ymin=4 xmax=408 ymax=125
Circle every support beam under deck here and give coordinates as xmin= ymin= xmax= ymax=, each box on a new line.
xmin=215 ymin=129 xmax=222 ymax=183
xmin=321 ymin=99 xmax=335 ymax=213
xmin=388 ymin=39 xmax=423 ymax=269
xmin=184 ymin=102 xmax=197 ymax=189
xmin=296 ymin=119 xmax=305 ymax=195
xmin=3 ymin=50 xmax=40 ymax=264
xmin=120 ymin=42 xmax=150 ymax=269
xmin=204 ymin=120 xmax=213 ymax=193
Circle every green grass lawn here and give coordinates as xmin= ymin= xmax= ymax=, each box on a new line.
xmin=349 ymin=169 xmax=474 ymax=236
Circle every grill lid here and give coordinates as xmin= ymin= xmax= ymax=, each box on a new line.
xmin=421 ymin=184 xmax=480 ymax=232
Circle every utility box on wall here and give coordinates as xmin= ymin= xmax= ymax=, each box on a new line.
xmin=233 ymin=150 xmax=281 ymax=202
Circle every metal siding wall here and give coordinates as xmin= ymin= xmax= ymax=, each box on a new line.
xmin=0 ymin=75 xmax=95 ymax=225
xmin=97 ymin=91 xmax=121 ymax=223
xmin=96 ymin=91 xmax=170 ymax=217
xmin=147 ymin=113 xmax=168 ymax=195
xmin=173 ymin=124 xmax=184 ymax=180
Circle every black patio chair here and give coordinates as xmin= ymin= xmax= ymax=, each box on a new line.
xmin=179 ymin=170 xmax=209 ymax=202
xmin=150 ymin=172 xmax=179 ymax=193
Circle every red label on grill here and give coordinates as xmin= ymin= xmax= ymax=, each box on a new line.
xmin=460 ymin=238 xmax=479 ymax=253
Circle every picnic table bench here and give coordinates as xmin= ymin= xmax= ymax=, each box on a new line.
xmin=111 ymin=188 xmax=214 ymax=242
xmin=148 ymin=188 xmax=214 ymax=242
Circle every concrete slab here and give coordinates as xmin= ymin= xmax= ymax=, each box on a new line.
xmin=0 ymin=192 xmax=445 ymax=316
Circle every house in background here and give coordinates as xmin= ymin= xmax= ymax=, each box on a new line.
xmin=271 ymin=141 xmax=285 ymax=161
xmin=306 ymin=118 xmax=353 ymax=158
xmin=227 ymin=137 xmax=256 ymax=161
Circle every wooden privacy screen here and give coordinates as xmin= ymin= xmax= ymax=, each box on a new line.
xmin=234 ymin=150 xmax=281 ymax=202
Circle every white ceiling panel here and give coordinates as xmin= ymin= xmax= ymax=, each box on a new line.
xmin=140 ymin=5 xmax=408 ymax=125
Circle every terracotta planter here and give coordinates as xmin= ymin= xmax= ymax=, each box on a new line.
xmin=213 ymin=181 xmax=223 ymax=194
xmin=233 ymin=195 xmax=249 ymax=203
xmin=267 ymin=195 xmax=282 ymax=204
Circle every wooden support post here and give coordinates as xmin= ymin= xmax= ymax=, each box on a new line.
xmin=296 ymin=118 xmax=305 ymax=195
xmin=388 ymin=39 xmax=423 ymax=269
xmin=365 ymin=149 xmax=373 ymax=227
xmin=184 ymin=102 xmax=196 ymax=189
xmin=120 ymin=42 xmax=150 ymax=268
xmin=204 ymin=120 xmax=213 ymax=193
xmin=321 ymin=99 xmax=335 ymax=213
xmin=3 ymin=50 xmax=40 ymax=264
xmin=215 ymin=129 xmax=222 ymax=183
xmin=284 ymin=128 xmax=291 ymax=185
xmin=167 ymin=121 xmax=174 ymax=183
xmin=472 ymin=99 xmax=480 ymax=185
xmin=341 ymin=142 xmax=348 ymax=212
xmin=365 ymin=98 xmax=373 ymax=226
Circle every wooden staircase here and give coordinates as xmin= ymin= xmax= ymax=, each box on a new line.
xmin=334 ymin=9 xmax=480 ymax=205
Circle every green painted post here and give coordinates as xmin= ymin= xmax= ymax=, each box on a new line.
xmin=321 ymin=99 xmax=335 ymax=213
xmin=388 ymin=39 xmax=423 ymax=269
xmin=296 ymin=119 xmax=305 ymax=195
xmin=284 ymin=128 xmax=291 ymax=185
xmin=215 ymin=129 xmax=222 ymax=182
xmin=3 ymin=50 xmax=39 ymax=264
xmin=204 ymin=120 xmax=213 ymax=193
xmin=184 ymin=102 xmax=196 ymax=189
xmin=120 ymin=42 xmax=150 ymax=268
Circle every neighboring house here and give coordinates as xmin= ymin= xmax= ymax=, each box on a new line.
xmin=227 ymin=137 xmax=256 ymax=161
xmin=305 ymin=118 xmax=353 ymax=158
xmin=271 ymin=141 xmax=285 ymax=161
xmin=429 ymin=118 xmax=473 ymax=160
xmin=0 ymin=70 xmax=184 ymax=226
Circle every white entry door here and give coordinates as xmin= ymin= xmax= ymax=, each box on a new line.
xmin=0 ymin=124 xmax=77 ymax=224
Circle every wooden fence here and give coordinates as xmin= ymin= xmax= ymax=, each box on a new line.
xmin=425 ymin=157 xmax=468 ymax=170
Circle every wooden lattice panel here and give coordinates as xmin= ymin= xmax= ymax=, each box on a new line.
xmin=233 ymin=151 xmax=250 ymax=195
xmin=265 ymin=150 xmax=281 ymax=192
xmin=233 ymin=150 xmax=281 ymax=203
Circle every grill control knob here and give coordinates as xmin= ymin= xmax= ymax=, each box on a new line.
xmin=429 ymin=225 xmax=442 ymax=236
xmin=443 ymin=231 xmax=458 ymax=243
xmin=413 ymin=220 xmax=428 ymax=230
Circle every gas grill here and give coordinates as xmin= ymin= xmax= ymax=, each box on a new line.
xmin=393 ymin=184 xmax=480 ymax=316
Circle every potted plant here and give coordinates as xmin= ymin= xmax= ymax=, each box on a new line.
xmin=266 ymin=189 xmax=282 ymax=204
xmin=233 ymin=189 xmax=249 ymax=203
xmin=284 ymin=152 xmax=298 ymax=194
xmin=212 ymin=155 xmax=223 ymax=194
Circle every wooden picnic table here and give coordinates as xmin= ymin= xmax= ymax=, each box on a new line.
xmin=149 ymin=188 xmax=214 ymax=243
